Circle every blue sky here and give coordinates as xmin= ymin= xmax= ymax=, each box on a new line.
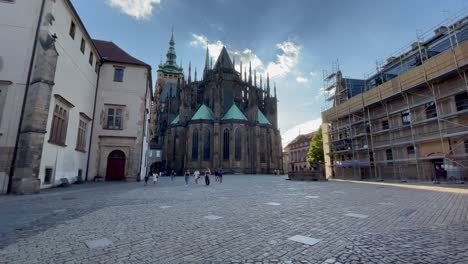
xmin=72 ymin=0 xmax=467 ymax=145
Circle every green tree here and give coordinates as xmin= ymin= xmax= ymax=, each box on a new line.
xmin=307 ymin=127 xmax=324 ymax=163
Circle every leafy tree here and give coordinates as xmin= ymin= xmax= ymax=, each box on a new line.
xmin=307 ymin=127 xmax=324 ymax=163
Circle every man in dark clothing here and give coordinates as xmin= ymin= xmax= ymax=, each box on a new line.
xmin=205 ymin=169 xmax=210 ymax=186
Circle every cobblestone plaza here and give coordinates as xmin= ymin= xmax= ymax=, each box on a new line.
xmin=0 ymin=175 xmax=467 ymax=264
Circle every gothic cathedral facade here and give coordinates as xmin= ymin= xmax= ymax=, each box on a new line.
xmin=153 ymin=33 xmax=282 ymax=174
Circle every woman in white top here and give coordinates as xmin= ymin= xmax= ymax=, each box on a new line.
xmin=194 ymin=170 xmax=200 ymax=184
xmin=152 ymin=171 xmax=158 ymax=184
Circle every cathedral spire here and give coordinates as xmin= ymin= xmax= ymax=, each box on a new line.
xmin=267 ymin=72 xmax=271 ymax=97
xmin=248 ymin=61 xmax=252 ymax=84
xmin=254 ymin=70 xmax=257 ymax=87
xmin=195 ymin=67 xmax=197 ymax=82
xmin=204 ymin=44 xmax=210 ymax=77
xmin=260 ymin=74 xmax=263 ymax=90
xmin=274 ymin=82 xmax=277 ymax=97
xmin=188 ymin=61 xmax=192 ymax=84
xmin=158 ymin=31 xmax=183 ymax=75
xmin=244 ymin=67 xmax=247 ymax=81
xmin=240 ymin=61 xmax=243 ymax=80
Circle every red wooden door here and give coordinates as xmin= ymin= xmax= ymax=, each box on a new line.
xmin=106 ymin=150 xmax=126 ymax=181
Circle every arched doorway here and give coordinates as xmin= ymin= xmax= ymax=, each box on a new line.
xmin=106 ymin=150 xmax=126 ymax=181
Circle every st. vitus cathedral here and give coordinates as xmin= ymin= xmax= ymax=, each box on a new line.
xmin=153 ymin=33 xmax=282 ymax=174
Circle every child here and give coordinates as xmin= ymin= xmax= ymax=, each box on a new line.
xmin=152 ymin=171 xmax=159 ymax=184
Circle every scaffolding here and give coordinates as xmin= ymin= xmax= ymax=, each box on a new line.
xmin=322 ymin=10 xmax=468 ymax=183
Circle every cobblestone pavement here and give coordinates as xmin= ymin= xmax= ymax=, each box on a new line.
xmin=0 ymin=175 xmax=467 ymax=264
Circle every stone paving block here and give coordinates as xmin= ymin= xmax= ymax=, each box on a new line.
xmin=288 ymin=235 xmax=321 ymax=246
xmin=305 ymin=196 xmax=319 ymax=199
xmin=266 ymin=202 xmax=281 ymax=206
xmin=400 ymin=208 xmax=417 ymax=217
xmin=344 ymin=213 xmax=369 ymax=219
xmin=204 ymin=215 xmax=223 ymax=220
xmin=84 ymin=238 xmax=113 ymax=249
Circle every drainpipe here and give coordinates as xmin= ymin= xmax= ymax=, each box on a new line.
xmin=84 ymin=62 xmax=102 ymax=181
xmin=7 ymin=0 xmax=46 ymax=194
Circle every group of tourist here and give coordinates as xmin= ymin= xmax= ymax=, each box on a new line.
xmin=185 ymin=168 xmax=223 ymax=187
xmin=144 ymin=168 xmax=223 ymax=187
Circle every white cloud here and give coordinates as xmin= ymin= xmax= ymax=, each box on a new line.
xmin=310 ymin=71 xmax=319 ymax=77
xmin=282 ymin=118 xmax=322 ymax=148
xmin=265 ymin=41 xmax=301 ymax=78
xmin=107 ymin=0 xmax=161 ymax=20
xmin=190 ymin=34 xmax=301 ymax=80
xmin=296 ymin=76 xmax=309 ymax=83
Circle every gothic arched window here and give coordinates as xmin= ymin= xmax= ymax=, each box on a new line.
xmin=223 ymin=128 xmax=230 ymax=160
xmin=192 ymin=129 xmax=198 ymax=160
xmin=260 ymin=134 xmax=266 ymax=163
xmin=235 ymin=128 xmax=241 ymax=161
xmin=203 ymin=129 xmax=211 ymax=160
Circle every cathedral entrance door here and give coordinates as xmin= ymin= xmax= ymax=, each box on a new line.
xmin=106 ymin=150 xmax=126 ymax=181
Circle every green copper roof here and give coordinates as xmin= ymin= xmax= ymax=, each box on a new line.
xmin=171 ymin=115 xmax=180 ymax=125
xmin=222 ymin=104 xmax=248 ymax=121
xmin=257 ymin=109 xmax=272 ymax=125
xmin=191 ymin=104 xmax=215 ymax=121
xmin=158 ymin=32 xmax=183 ymax=74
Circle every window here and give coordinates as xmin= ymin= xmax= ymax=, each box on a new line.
xmin=369 ymin=151 xmax=374 ymax=162
xmin=425 ymin=101 xmax=437 ymax=119
xmin=260 ymin=135 xmax=266 ymax=163
xmin=401 ymin=110 xmax=411 ymax=125
xmin=191 ymin=129 xmax=198 ymax=160
xmin=381 ymin=120 xmax=389 ymax=130
xmin=89 ymin=52 xmax=94 ymax=66
xmin=203 ymin=129 xmax=211 ymax=160
xmin=235 ymin=128 xmax=241 ymax=161
xmin=49 ymin=103 xmax=70 ymax=145
xmin=80 ymin=38 xmax=85 ymax=53
xmin=114 ymin=68 xmax=124 ymax=82
xmin=386 ymin=149 xmax=393 ymax=160
xmin=105 ymin=106 xmax=123 ymax=129
xmin=172 ymin=135 xmax=177 ymax=161
xmin=407 ymin=146 xmax=415 ymax=155
xmin=44 ymin=168 xmax=53 ymax=184
xmin=455 ymin=92 xmax=468 ymax=111
xmin=76 ymin=115 xmax=89 ymax=152
xmin=223 ymin=128 xmax=230 ymax=160
xmin=69 ymin=21 xmax=76 ymax=39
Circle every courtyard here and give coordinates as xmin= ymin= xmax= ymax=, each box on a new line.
xmin=0 ymin=175 xmax=467 ymax=264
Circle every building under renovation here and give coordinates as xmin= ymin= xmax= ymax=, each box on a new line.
xmin=321 ymin=14 xmax=468 ymax=182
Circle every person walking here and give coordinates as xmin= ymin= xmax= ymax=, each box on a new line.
xmin=144 ymin=170 xmax=150 ymax=186
xmin=171 ymin=170 xmax=176 ymax=181
xmin=218 ymin=167 xmax=223 ymax=183
xmin=194 ymin=170 xmax=200 ymax=184
xmin=152 ymin=170 xmax=159 ymax=184
xmin=205 ymin=168 xmax=211 ymax=186
xmin=214 ymin=170 xmax=219 ymax=182
xmin=184 ymin=169 xmax=190 ymax=187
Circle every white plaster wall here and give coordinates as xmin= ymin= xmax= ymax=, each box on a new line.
xmin=89 ymin=63 xmax=150 ymax=180
xmin=38 ymin=0 xmax=99 ymax=187
xmin=140 ymin=86 xmax=152 ymax=179
xmin=0 ymin=0 xmax=44 ymax=193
